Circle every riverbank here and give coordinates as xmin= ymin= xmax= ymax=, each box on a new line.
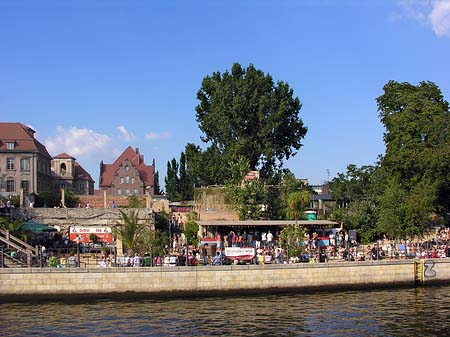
xmin=1 ymin=259 xmax=450 ymax=301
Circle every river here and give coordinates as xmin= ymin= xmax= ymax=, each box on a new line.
xmin=1 ymin=285 xmax=449 ymax=336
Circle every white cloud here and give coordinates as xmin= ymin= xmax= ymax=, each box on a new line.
xmin=429 ymin=1 xmax=450 ymax=36
xmin=145 ymin=131 xmax=172 ymax=140
xmin=394 ymin=0 xmax=450 ymax=37
xmin=45 ymin=125 xmax=115 ymax=160
xmin=116 ymin=125 xmax=135 ymax=142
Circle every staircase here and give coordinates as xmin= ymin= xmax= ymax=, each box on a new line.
xmin=0 ymin=229 xmax=41 ymax=268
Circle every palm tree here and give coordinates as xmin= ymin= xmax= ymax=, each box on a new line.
xmin=286 ymin=190 xmax=311 ymax=224
xmin=112 ymin=209 xmax=148 ymax=255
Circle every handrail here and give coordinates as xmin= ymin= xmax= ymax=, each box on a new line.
xmin=0 ymin=236 xmax=33 ymax=256
xmin=0 ymin=229 xmax=38 ymax=255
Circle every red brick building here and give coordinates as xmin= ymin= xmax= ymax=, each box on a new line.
xmin=99 ymin=146 xmax=160 ymax=196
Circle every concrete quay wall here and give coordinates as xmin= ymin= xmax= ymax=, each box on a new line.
xmin=1 ymin=259 xmax=449 ymax=299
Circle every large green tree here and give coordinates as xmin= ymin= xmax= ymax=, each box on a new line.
xmin=165 ymin=158 xmax=180 ymax=201
xmin=329 ymin=164 xmax=379 ymax=243
xmin=195 ymin=63 xmax=307 ymax=180
xmin=376 ymin=80 xmax=450 ymax=237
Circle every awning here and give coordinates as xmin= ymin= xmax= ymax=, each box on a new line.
xmin=20 ymin=221 xmax=57 ymax=233
xmin=197 ymin=220 xmax=339 ymax=227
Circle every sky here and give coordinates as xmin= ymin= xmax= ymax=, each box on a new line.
xmin=1 ymin=0 xmax=450 ymax=190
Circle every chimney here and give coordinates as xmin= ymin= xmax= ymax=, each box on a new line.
xmin=135 ymin=147 xmax=139 ymax=154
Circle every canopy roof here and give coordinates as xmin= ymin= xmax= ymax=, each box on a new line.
xmin=197 ymin=220 xmax=339 ymax=227
xmin=20 ymin=221 xmax=57 ymax=233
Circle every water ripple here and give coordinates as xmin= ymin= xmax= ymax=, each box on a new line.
xmin=2 ymin=286 xmax=450 ymax=336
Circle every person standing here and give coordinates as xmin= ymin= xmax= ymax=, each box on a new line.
xmin=261 ymin=231 xmax=267 ymax=248
xmin=133 ymin=253 xmax=141 ymax=267
xmin=255 ymin=232 xmax=261 ymax=249
xmin=202 ymin=243 xmax=209 ymax=265
xmin=267 ymin=231 xmax=273 ymax=249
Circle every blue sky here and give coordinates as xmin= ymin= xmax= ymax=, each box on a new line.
xmin=1 ymin=0 xmax=450 ymax=190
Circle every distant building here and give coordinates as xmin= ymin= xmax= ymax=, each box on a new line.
xmin=99 ymin=146 xmax=160 ymax=196
xmin=51 ymin=153 xmax=95 ymax=195
xmin=0 ymin=122 xmax=53 ymax=197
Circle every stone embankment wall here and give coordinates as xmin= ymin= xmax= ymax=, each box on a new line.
xmin=22 ymin=208 xmax=155 ymax=232
xmin=1 ymin=260 xmax=449 ymax=299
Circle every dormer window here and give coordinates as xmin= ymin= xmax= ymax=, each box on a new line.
xmin=7 ymin=142 xmax=15 ymax=150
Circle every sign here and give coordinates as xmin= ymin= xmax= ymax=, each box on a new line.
xmin=224 ymin=247 xmax=255 ymax=260
xmin=69 ymin=227 xmax=113 ymax=243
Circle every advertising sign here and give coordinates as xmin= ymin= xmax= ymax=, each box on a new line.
xmin=224 ymin=247 xmax=255 ymax=260
xmin=69 ymin=227 xmax=113 ymax=243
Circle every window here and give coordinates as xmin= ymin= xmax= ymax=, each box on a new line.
xmin=126 ymin=176 xmax=130 ymax=183
xmin=125 ymin=188 xmax=130 ymax=195
xmin=120 ymin=177 xmax=124 ymax=184
xmin=134 ymin=189 xmax=139 ymax=195
xmin=21 ymin=181 xmax=29 ymax=194
xmin=6 ymin=180 xmax=15 ymax=192
xmin=21 ymin=158 xmax=30 ymax=171
xmin=7 ymin=142 xmax=15 ymax=150
xmin=125 ymin=165 xmax=129 ymax=172
xmin=60 ymin=163 xmax=67 ymax=176
xmin=131 ymin=177 xmax=135 ymax=184
xmin=6 ymin=158 xmax=14 ymax=170
xmin=117 ymin=188 xmax=122 ymax=195
xmin=79 ymin=183 xmax=85 ymax=193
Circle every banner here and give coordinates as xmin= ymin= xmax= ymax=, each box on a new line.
xmin=224 ymin=247 xmax=255 ymax=260
xmin=69 ymin=227 xmax=113 ymax=243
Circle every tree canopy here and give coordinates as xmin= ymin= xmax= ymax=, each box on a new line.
xmin=376 ymin=80 xmax=450 ymax=237
xmin=195 ymin=63 xmax=307 ymax=179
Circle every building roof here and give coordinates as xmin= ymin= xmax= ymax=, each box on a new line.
xmin=0 ymin=122 xmax=52 ymax=159
xmin=74 ymin=161 xmax=94 ymax=182
xmin=54 ymin=152 xmax=76 ymax=160
xmin=100 ymin=146 xmax=154 ymax=187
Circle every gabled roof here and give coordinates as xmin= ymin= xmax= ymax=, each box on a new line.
xmin=74 ymin=161 xmax=94 ymax=182
xmin=0 ymin=122 xmax=52 ymax=159
xmin=54 ymin=152 xmax=76 ymax=160
xmin=100 ymin=146 xmax=154 ymax=187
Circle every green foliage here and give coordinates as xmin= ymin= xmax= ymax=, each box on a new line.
xmin=184 ymin=216 xmax=199 ymax=247
xmin=33 ymin=191 xmax=79 ymax=208
xmin=154 ymin=210 xmax=169 ymax=232
xmin=278 ymin=224 xmax=306 ymax=258
xmin=34 ymin=192 xmax=59 ymax=207
xmin=286 ymin=190 xmax=310 ymax=222
xmin=0 ymin=217 xmax=28 ymax=241
xmin=376 ymin=80 xmax=450 ymax=237
xmin=165 ymin=158 xmax=181 ymax=201
xmin=330 ymin=164 xmax=375 ymax=207
xmin=127 ymin=195 xmax=146 ymax=208
xmin=224 ymin=179 xmax=268 ymax=220
xmin=89 ymin=233 xmax=98 ymax=243
xmin=140 ymin=229 xmax=169 ymax=257
xmin=195 ymin=62 xmax=307 ymax=181
xmin=112 ymin=209 xmax=149 ymax=255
